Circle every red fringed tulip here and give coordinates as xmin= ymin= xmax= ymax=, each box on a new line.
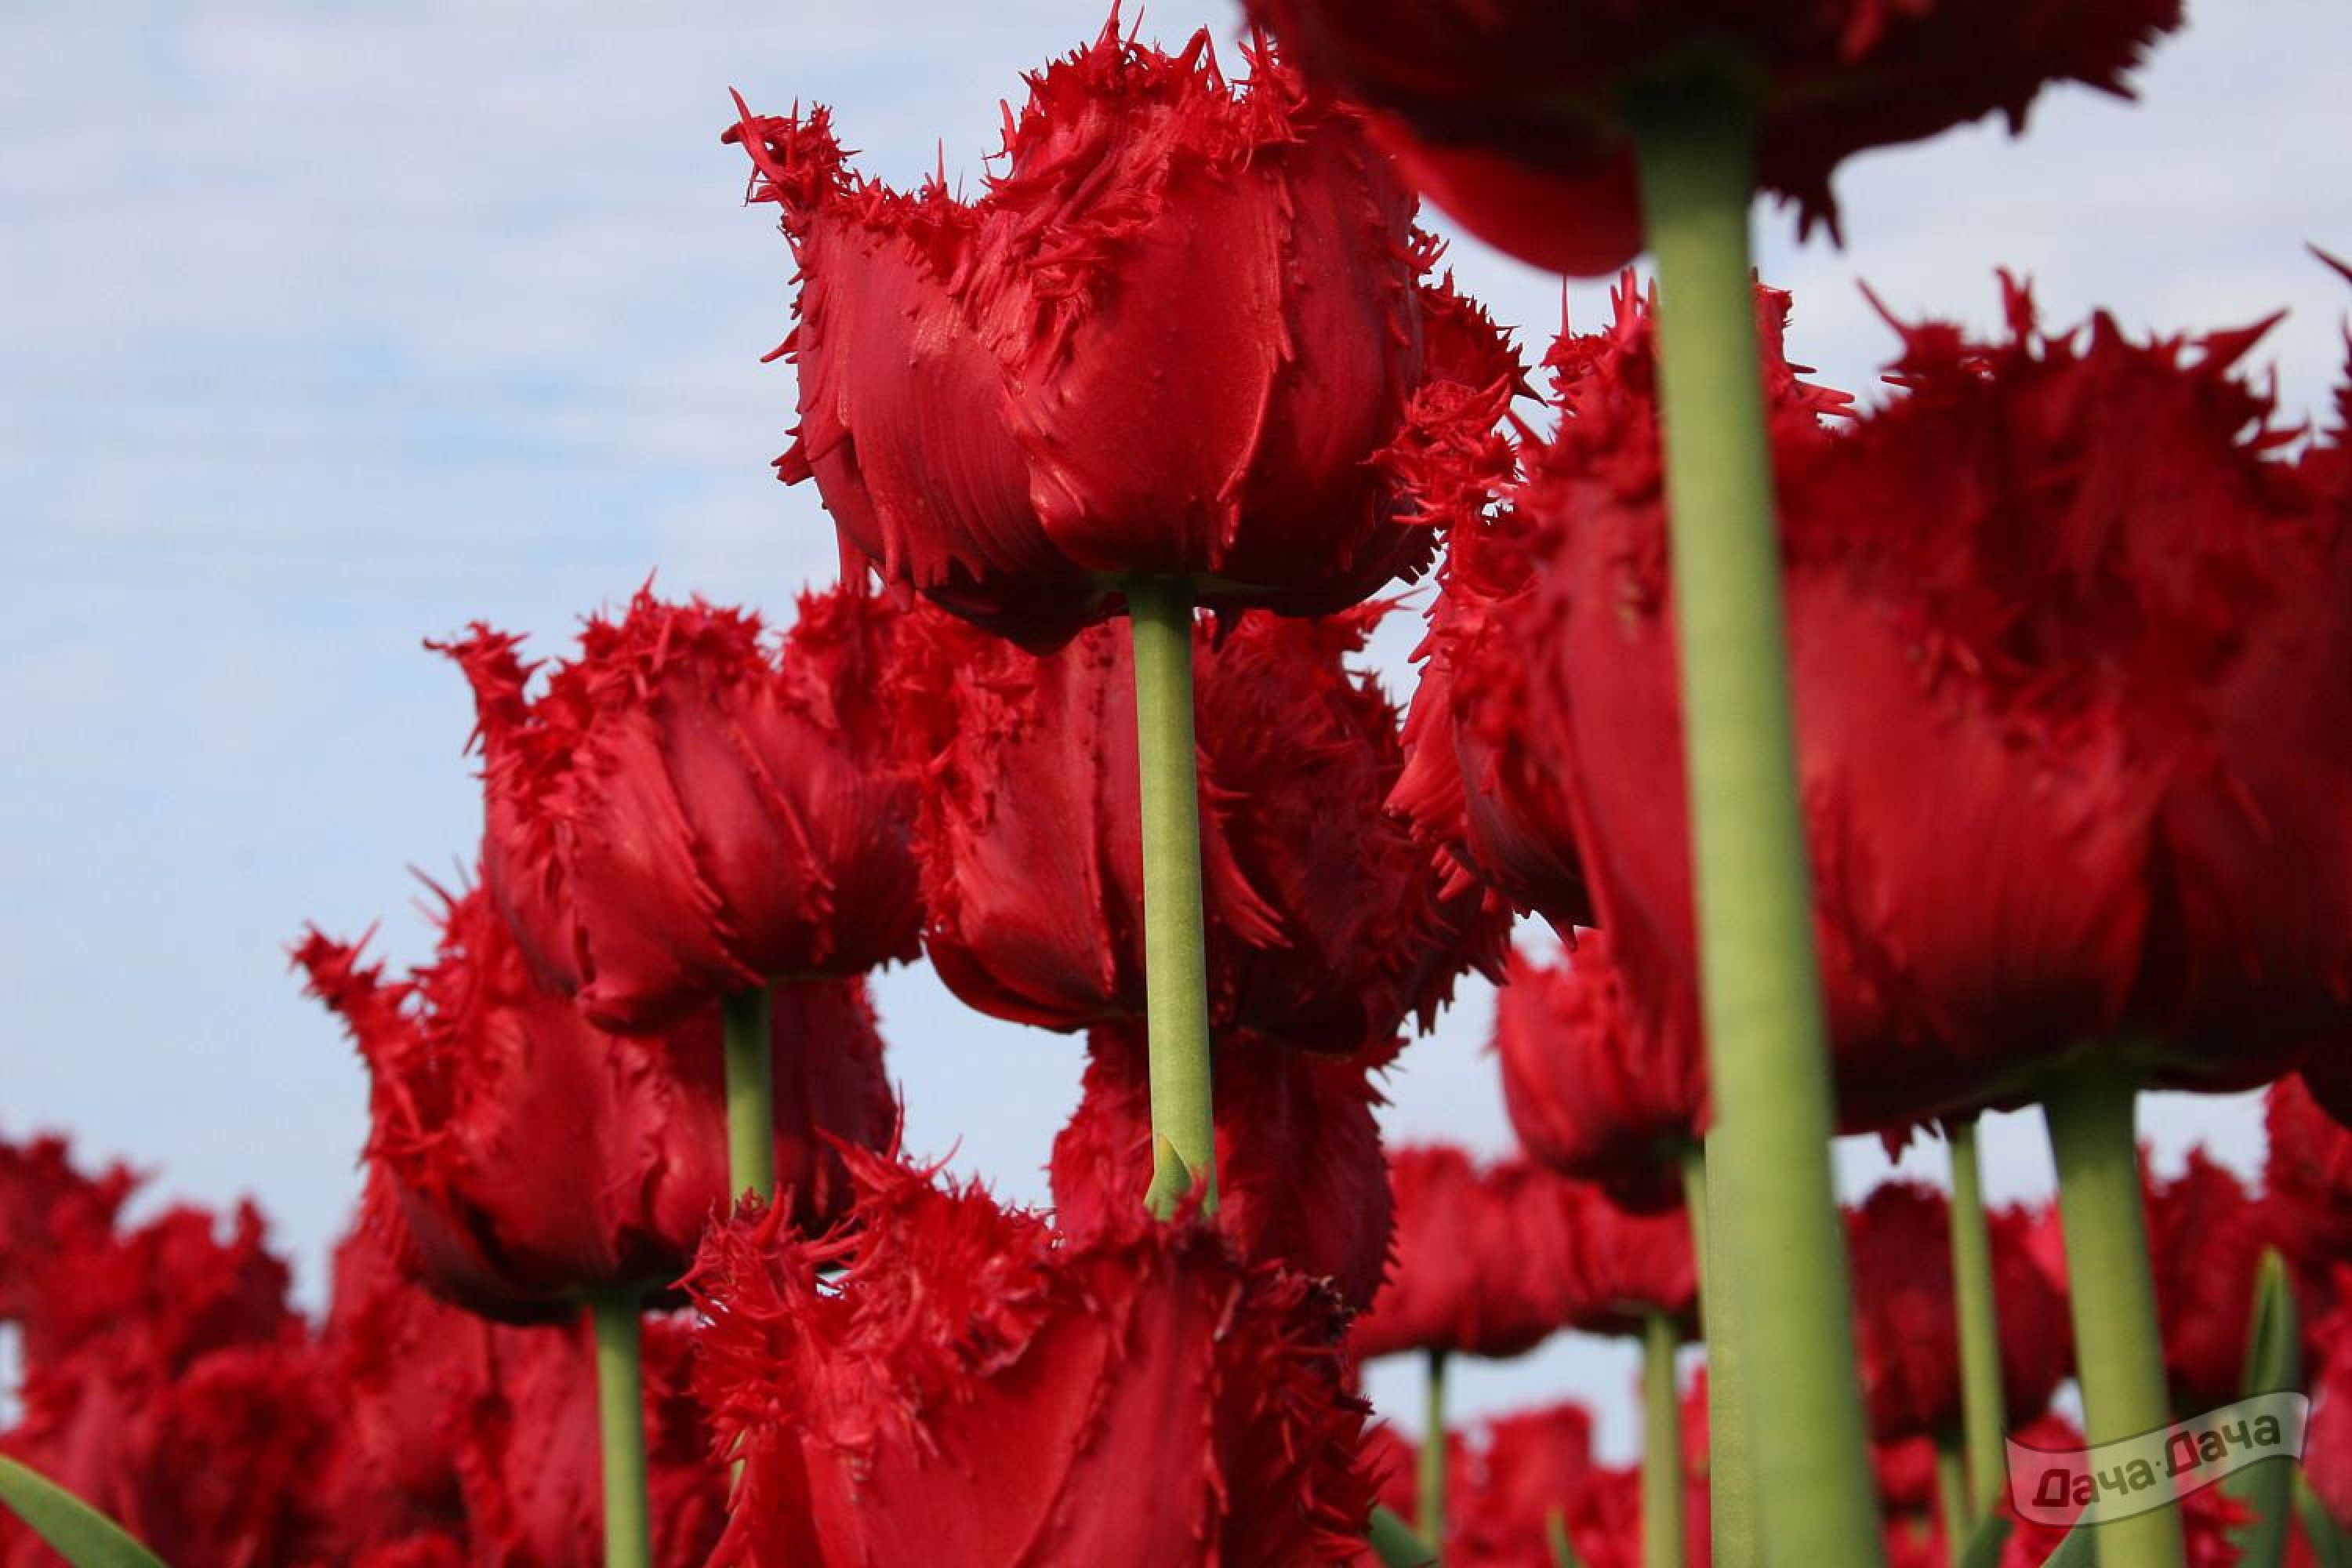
xmin=2266 ymin=1073 xmax=2352 ymax=1295
xmin=2142 ymin=1151 xmax=2275 ymax=1412
xmin=1245 ymin=0 xmax=2180 ymax=276
xmin=1500 ymin=274 xmax=2349 ymax=1135
xmin=437 ymin=582 xmax=917 ymax=1033
xmin=2307 ymin=1289 xmax=2352 ymax=1544
xmin=1452 ymin=1403 xmax=1601 ymax=1566
xmin=1552 ymin=1177 xmax=1699 ymax=1341
xmin=724 ymin=22 xmax=1527 ymax=652
xmin=1844 ymin=1182 xmax=2070 ymax=1443
xmin=293 ymin=882 xmax=892 ymax=1322
xmin=892 ymin=601 xmax=1506 ymax=1056
xmin=0 ymin=1135 xmax=136 ymax=1367
xmin=685 ymin=1152 xmax=1377 ymax=1565
xmin=1350 ymin=1147 xmax=1576 ymax=1363
xmin=1495 ymin=935 xmax=1704 ymax=1214
xmin=1050 ymin=1022 xmax=1394 ymax=1310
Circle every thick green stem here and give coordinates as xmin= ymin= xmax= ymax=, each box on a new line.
xmin=722 ymin=985 xmax=775 ymax=1203
xmin=1628 ymin=71 xmax=1882 ymax=1567
xmin=1421 ymin=1348 xmax=1449 ymax=1548
xmin=2042 ymin=1067 xmax=2186 ymax=1568
xmin=1936 ymin=1432 xmax=1972 ymax=1568
xmin=1948 ymin=1116 xmax=2007 ymax=1523
xmin=590 ymin=1292 xmax=652 ymax=1568
xmin=1127 ymin=579 xmax=1217 ymax=1218
xmin=1686 ymin=1142 xmax=1759 ymax=1568
xmin=1643 ymin=1312 xmax=1688 ymax=1568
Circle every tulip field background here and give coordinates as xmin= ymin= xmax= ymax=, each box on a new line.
xmin=2 ymin=0 xmax=2348 ymax=1460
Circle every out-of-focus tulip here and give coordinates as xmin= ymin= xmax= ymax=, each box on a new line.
xmin=1349 ymin=1147 xmax=1577 ymax=1363
xmin=686 ymin=1152 xmax=1377 ymax=1565
xmin=1049 ymin=1022 xmax=1394 ymax=1310
xmin=724 ymin=20 xmax=1529 ymax=652
xmin=1995 ymin=1414 xmax=2253 ymax=1566
xmin=1245 ymin=0 xmax=2180 ymax=276
xmin=1494 ymin=935 xmax=1704 ymax=1214
xmin=892 ymin=601 xmax=1505 ymax=1056
xmin=437 ymin=582 xmax=918 ymax=1033
xmin=2263 ymin=1073 xmax=2352 ymax=1303
xmin=2142 ymin=1151 xmax=2277 ymax=1413
xmin=2307 ymin=1283 xmax=2352 ymax=1543
xmin=294 ymin=882 xmax=891 ymax=1321
xmin=1844 ymin=1182 xmax=2071 ymax=1443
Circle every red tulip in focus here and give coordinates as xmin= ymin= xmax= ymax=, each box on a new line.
xmin=1490 ymin=274 xmax=2350 ymax=1136
xmin=724 ymin=21 xmax=1528 ymax=652
xmin=1350 ymin=1147 xmax=1577 ymax=1363
xmin=686 ymin=1152 xmax=1377 ymax=1566
xmin=1244 ymin=0 xmax=2180 ymax=276
xmin=892 ymin=601 xmax=1506 ymax=1056
xmin=294 ymin=882 xmax=892 ymax=1321
xmin=1050 ymin=1022 xmax=1395 ymax=1310
xmin=437 ymin=582 xmax=917 ymax=1033
xmin=1494 ymin=935 xmax=1704 ymax=1214
xmin=1844 ymin=1182 xmax=2070 ymax=1443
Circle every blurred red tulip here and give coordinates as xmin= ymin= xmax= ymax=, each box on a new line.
xmin=892 ymin=601 xmax=1505 ymax=1057
xmin=1050 ymin=1022 xmax=1395 ymax=1310
xmin=1494 ymin=935 xmax=1704 ymax=1214
xmin=1244 ymin=0 xmax=2179 ymax=275
xmin=1844 ymin=1182 xmax=2071 ymax=1443
xmin=724 ymin=21 xmax=1527 ymax=652
xmin=294 ymin=883 xmax=891 ymax=1321
xmin=686 ymin=1152 xmax=1377 ymax=1566
xmin=437 ymin=582 xmax=918 ymax=1033
xmin=1350 ymin=1147 xmax=1577 ymax=1363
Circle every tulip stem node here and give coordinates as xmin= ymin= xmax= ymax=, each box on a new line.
xmin=588 ymin=1290 xmax=654 ymax=1568
xmin=1626 ymin=63 xmax=1884 ymax=1567
xmin=2042 ymin=1065 xmax=2187 ymax=1568
xmin=1420 ymin=1348 xmax=1449 ymax=1548
xmin=723 ymin=984 xmax=777 ymax=1204
xmin=1947 ymin=1115 xmax=2008 ymax=1525
xmin=1126 ymin=577 xmax=1218 ymax=1219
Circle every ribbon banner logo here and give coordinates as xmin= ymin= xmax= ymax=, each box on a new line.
xmin=2006 ymin=1392 xmax=2310 ymax=1527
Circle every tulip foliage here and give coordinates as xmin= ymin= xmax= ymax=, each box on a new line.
xmin=20 ymin=6 xmax=2352 ymax=1568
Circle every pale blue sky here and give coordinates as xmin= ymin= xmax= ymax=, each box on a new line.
xmin=3 ymin=0 xmax=2345 ymax=1457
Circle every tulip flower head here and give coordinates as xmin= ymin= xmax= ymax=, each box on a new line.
xmin=1246 ymin=0 xmax=2182 ymax=276
xmin=686 ymin=1152 xmax=1377 ymax=1565
xmin=727 ymin=19 xmax=1526 ymax=650
xmin=1050 ymin=1022 xmax=1396 ymax=1310
xmin=293 ymin=883 xmax=892 ymax=1321
xmin=892 ymin=601 xmax=1507 ymax=1056
xmin=437 ymin=582 xmax=919 ymax=1033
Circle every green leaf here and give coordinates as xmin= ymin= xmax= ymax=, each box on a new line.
xmin=1367 ymin=1504 xmax=1438 ymax=1567
xmin=2040 ymin=1520 xmax=2097 ymax=1568
xmin=1958 ymin=1512 xmax=2013 ymax=1568
xmin=0 ymin=1456 xmax=169 ymax=1568
xmin=2227 ymin=1248 xmax=2302 ymax=1568
xmin=2296 ymin=1472 xmax=2345 ymax=1568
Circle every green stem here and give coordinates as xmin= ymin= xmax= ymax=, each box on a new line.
xmin=1420 ymin=1348 xmax=1449 ymax=1549
xmin=1628 ymin=71 xmax=1882 ymax=1567
xmin=1936 ymin=1431 xmax=1972 ymax=1568
xmin=1643 ymin=1312 xmax=1688 ymax=1568
xmin=1948 ymin=1116 xmax=2007 ymax=1523
xmin=2042 ymin=1066 xmax=2186 ymax=1568
xmin=1369 ymin=1506 xmax=1439 ymax=1567
xmin=1686 ymin=1141 xmax=1759 ymax=1568
xmin=590 ymin=1291 xmax=652 ymax=1568
xmin=1126 ymin=578 xmax=1217 ymax=1218
xmin=722 ymin=985 xmax=775 ymax=1203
